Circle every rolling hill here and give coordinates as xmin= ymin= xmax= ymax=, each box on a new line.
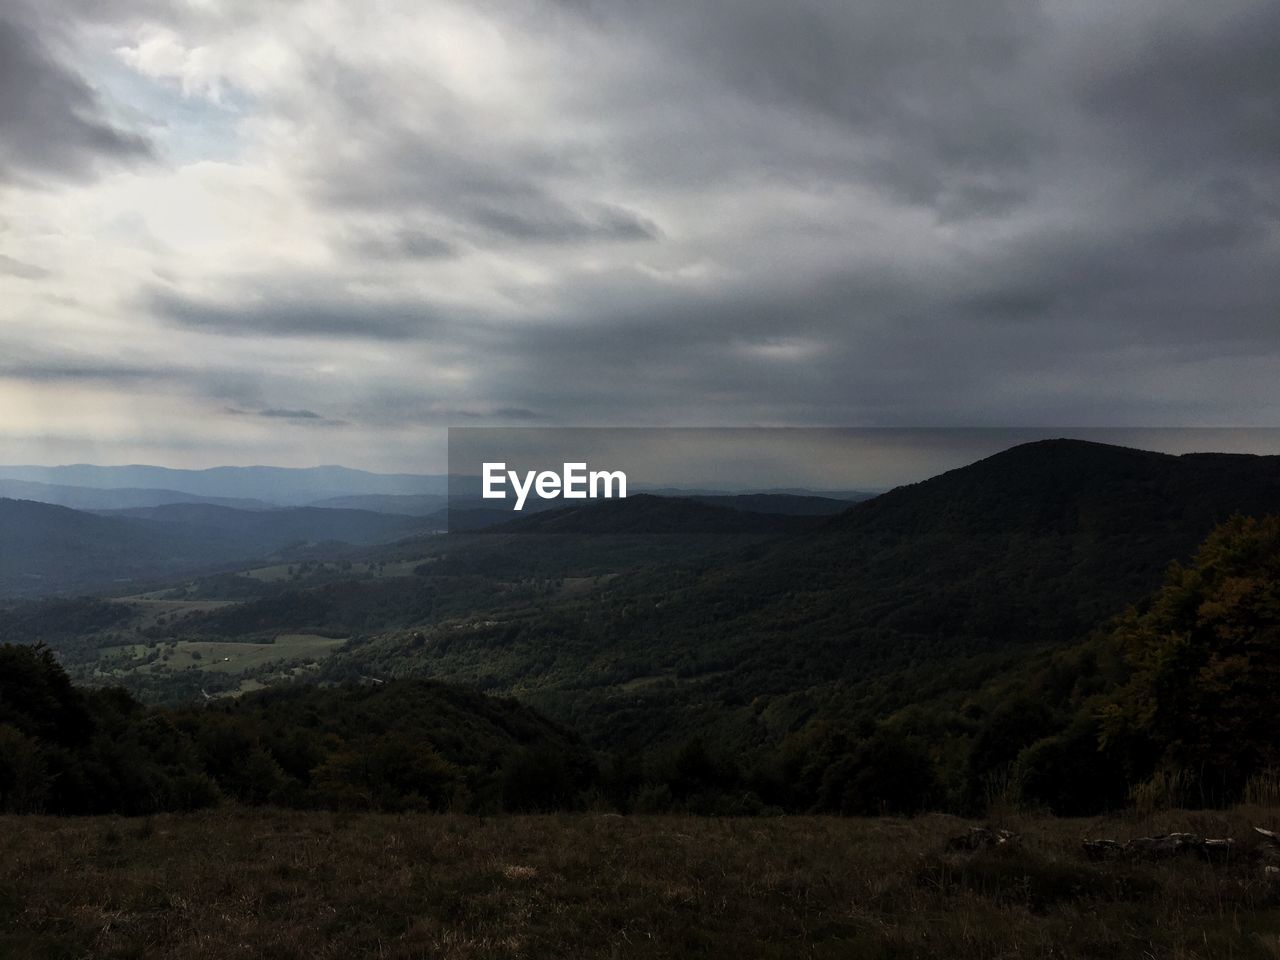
xmin=10 ymin=438 xmax=1280 ymax=814
xmin=0 ymin=478 xmax=272 ymax=511
xmin=490 ymin=494 xmax=828 ymax=535
xmin=316 ymin=439 xmax=1280 ymax=747
xmin=0 ymin=499 xmax=438 ymax=598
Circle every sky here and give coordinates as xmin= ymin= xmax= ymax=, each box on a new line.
xmin=1 ymin=0 xmax=1277 ymax=472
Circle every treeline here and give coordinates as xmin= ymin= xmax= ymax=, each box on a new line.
xmin=0 ymin=648 xmax=595 ymax=815
xmin=579 ymin=512 xmax=1280 ymax=817
xmin=707 ymin=513 xmax=1280 ymax=816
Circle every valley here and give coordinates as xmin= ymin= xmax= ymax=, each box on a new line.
xmin=6 ymin=438 xmax=1280 ymax=817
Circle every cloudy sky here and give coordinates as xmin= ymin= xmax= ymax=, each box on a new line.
xmin=1 ymin=0 xmax=1277 ymax=471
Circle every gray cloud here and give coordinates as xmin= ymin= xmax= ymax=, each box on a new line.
xmin=5 ymin=0 xmax=1280 ymax=468
xmin=348 ymin=229 xmax=456 ymax=261
xmin=467 ymin=201 xmax=659 ymax=244
xmin=0 ymin=254 xmax=50 ymax=279
xmin=147 ymin=286 xmax=460 ymax=341
xmin=603 ymin=0 xmax=1050 ymax=214
xmin=260 ymin=408 xmax=321 ymax=419
xmin=455 ymin=407 xmax=546 ymax=422
xmin=227 ymin=407 xmax=348 ymax=426
xmin=0 ymin=7 xmax=151 ymax=184
xmin=0 ymin=361 xmax=165 ymax=384
xmin=298 ymin=54 xmax=663 ymax=246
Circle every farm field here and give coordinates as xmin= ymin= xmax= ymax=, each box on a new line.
xmin=100 ymin=634 xmax=349 ymax=675
xmin=4 ymin=809 xmax=1280 ymax=959
xmin=87 ymin=634 xmax=349 ymax=698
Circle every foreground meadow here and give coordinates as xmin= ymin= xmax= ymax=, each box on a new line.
xmin=4 ymin=808 xmax=1280 ymax=959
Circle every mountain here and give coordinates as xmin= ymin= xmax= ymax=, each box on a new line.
xmin=317 ymin=439 xmax=1280 ymax=749
xmin=0 ymin=499 xmax=198 ymax=598
xmin=0 ymin=499 xmax=438 ymax=598
xmin=684 ymin=493 xmax=859 ymax=516
xmin=0 ymin=478 xmax=271 ymax=511
xmin=306 ymin=493 xmax=450 ymax=515
xmin=491 ymin=494 xmax=828 ymax=535
xmin=98 ymin=503 xmax=436 ymax=548
xmin=0 ymin=464 xmax=446 ymax=505
xmin=15 ymin=438 xmax=1280 ymax=815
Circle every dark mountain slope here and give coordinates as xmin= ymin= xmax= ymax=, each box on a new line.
xmin=307 ymin=493 xmax=449 ymax=515
xmin=321 ymin=439 xmax=1280 ymax=748
xmin=0 ymin=499 xmax=195 ymax=598
xmin=99 ymin=503 xmax=434 ymax=548
xmin=686 ymin=493 xmax=861 ymax=515
xmin=724 ymin=439 xmax=1280 ymax=650
xmin=492 ymin=494 xmax=826 ymax=535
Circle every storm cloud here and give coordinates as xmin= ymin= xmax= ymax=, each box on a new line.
xmin=0 ymin=0 xmax=1277 ymax=469
xmin=0 ymin=5 xmax=151 ymax=183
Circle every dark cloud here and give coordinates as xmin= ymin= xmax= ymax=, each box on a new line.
xmin=631 ymin=0 xmax=1048 ymax=212
xmin=455 ymin=407 xmax=546 ymax=422
xmin=230 ymin=407 xmax=349 ymax=426
xmin=467 ymin=200 xmax=659 ymax=244
xmin=1079 ymin=2 xmax=1280 ymax=176
xmin=147 ymin=286 xmax=459 ymax=341
xmin=0 ymin=354 xmax=169 ymax=383
xmin=0 ymin=9 xmax=151 ymax=184
xmin=302 ymin=56 xmax=661 ymax=246
xmin=348 ymin=229 xmax=456 ymax=261
xmin=260 ymin=408 xmax=322 ymax=419
xmin=6 ymin=0 xmax=1280 ymax=460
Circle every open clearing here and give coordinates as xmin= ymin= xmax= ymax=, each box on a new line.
xmin=239 ymin=558 xmax=428 ymax=583
xmin=3 ymin=808 xmax=1280 ymax=959
xmin=98 ymin=634 xmax=348 ymax=676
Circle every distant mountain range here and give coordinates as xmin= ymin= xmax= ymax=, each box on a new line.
xmin=311 ymin=439 xmax=1280 ymax=750
xmin=0 ymin=465 xmax=869 ymax=517
xmin=0 ymin=464 xmax=448 ymax=505
xmin=0 ymin=485 xmax=859 ymax=597
xmin=0 ymin=478 xmax=273 ymax=512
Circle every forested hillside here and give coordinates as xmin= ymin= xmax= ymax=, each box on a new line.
xmin=0 ymin=644 xmax=593 ymax=815
xmin=7 ymin=440 xmax=1280 ymax=817
xmin=322 ymin=440 xmax=1280 ymax=745
xmin=0 ymin=498 xmax=438 ymax=597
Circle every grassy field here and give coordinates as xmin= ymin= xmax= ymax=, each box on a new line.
xmin=123 ymin=634 xmax=346 ymax=674
xmin=92 ymin=635 xmax=346 ymax=677
xmin=238 ymin=559 xmax=427 ymax=583
xmin=82 ymin=634 xmax=348 ymax=699
xmin=4 ymin=809 xmax=1280 ymax=959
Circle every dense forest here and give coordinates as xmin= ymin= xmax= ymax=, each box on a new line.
xmin=0 ymin=644 xmax=595 ymax=815
xmin=4 ymin=509 xmax=1280 ymax=817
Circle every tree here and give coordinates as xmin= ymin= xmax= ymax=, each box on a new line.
xmin=1099 ymin=515 xmax=1280 ymax=804
xmin=0 ymin=724 xmax=49 ymax=812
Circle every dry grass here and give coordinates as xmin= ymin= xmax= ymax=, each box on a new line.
xmin=3 ymin=808 xmax=1280 ymax=959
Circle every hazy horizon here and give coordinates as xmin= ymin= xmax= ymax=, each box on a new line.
xmin=4 ymin=428 xmax=1280 ymax=497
